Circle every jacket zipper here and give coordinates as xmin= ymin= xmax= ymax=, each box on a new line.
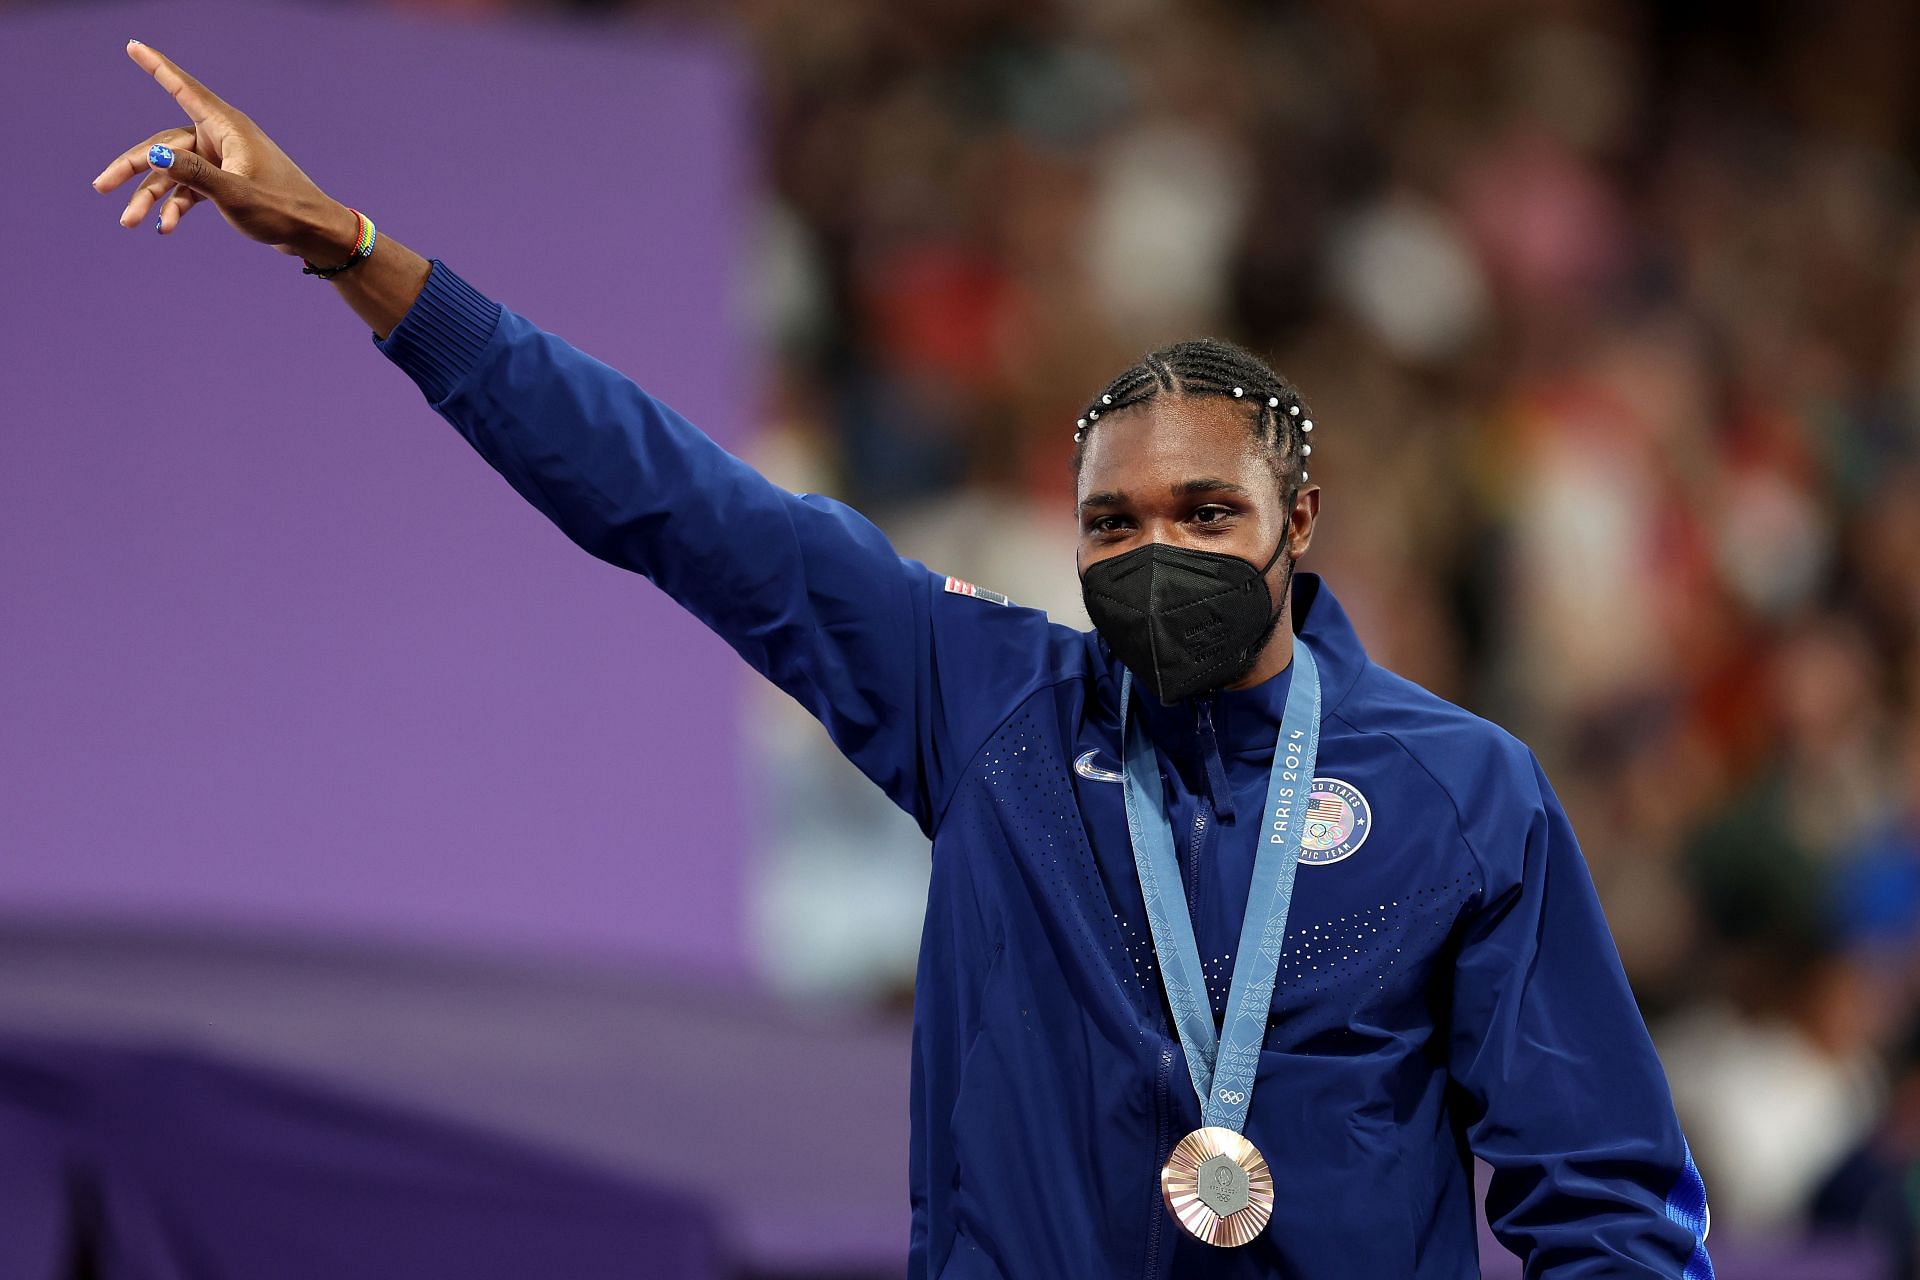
xmin=1185 ymin=697 xmax=1216 ymax=920
xmin=1143 ymin=1041 xmax=1175 ymax=1279
xmin=1184 ymin=798 xmax=1210 ymax=922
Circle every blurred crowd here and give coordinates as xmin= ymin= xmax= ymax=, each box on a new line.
xmin=435 ymin=0 xmax=1920 ymax=1253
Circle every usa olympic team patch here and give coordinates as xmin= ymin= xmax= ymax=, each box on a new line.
xmin=1297 ymin=778 xmax=1371 ymax=866
xmin=943 ymin=576 xmax=1012 ymax=607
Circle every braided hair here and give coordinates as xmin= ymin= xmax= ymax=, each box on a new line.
xmin=1072 ymin=338 xmax=1314 ymax=495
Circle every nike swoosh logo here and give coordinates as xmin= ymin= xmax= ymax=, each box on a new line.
xmin=1073 ymin=749 xmax=1125 ymax=784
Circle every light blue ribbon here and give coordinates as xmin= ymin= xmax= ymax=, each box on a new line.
xmin=1120 ymin=639 xmax=1322 ymax=1132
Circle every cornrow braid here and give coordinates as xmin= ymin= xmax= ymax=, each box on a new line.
xmin=1072 ymin=337 xmax=1315 ymax=491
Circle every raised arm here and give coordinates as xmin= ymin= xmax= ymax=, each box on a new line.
xmin=92 ymin=41 xmax=1064 ymax=831
xmin=370 ymin=258 xmax=986 ymax=825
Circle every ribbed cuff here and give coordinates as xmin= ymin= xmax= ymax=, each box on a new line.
xmin=371 ymin=258 xmax=503 ymax=406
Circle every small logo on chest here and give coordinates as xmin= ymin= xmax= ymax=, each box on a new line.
xmin=1073 ymin=749 xmax=1126 ymax=784
xmin=1298 ymin=778 xmax=1372 ymax=865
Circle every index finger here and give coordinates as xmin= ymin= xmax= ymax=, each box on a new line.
xmin=124 ymin=39 xmax=232 ymax=126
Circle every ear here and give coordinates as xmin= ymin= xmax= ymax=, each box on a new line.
xmin=1287 ymin=483 xmax=1320 ymax=560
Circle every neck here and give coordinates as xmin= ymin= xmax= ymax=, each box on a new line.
xmin=1222 ymin=599 xmax=1295 ymax=692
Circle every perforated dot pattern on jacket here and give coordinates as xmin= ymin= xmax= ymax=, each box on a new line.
xmin=1264 ymin=875 xmax=1477 ymax=1047
xmin=1203 ymin=952 xmax=1234 ymax=1020
xmin=973 ymin=700 xmax=1160 ymax=1028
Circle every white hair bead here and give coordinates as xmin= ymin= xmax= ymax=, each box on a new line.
xmin=1074 ymin=431 xmax=1084 ymax=442
xmin=1102 ymin=394 xmax=1112 ymax=405
xmin=1301 ymin=419 xmax=1313 ymax=431
xmin=1232 ymin=386 xmax=1244 ymax=397
xmin=1077 ymin=418 xmax=1087 ymax=429
xmin=1268 ymin=396 xmax=1280 ymax=408
xmin=1089 ymin=410 xmax=1099 ymax=420
xmin=1301 ymin=471 xmax=1310 ymax=481
xmin=1303 ymin=444 xmax=1311 ymax=456
xmin=1288 ymin=405 xmax=1300 ymax=416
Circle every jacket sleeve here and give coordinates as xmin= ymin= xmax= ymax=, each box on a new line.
xmin=1448 ymin=747 xmax=1714 ymax=1278
xmin=370 ymin=258 xmax=1052 ymax=833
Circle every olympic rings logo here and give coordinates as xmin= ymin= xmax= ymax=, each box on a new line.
xmin=1216 ymin=1089 xmax=1246 ymax=1105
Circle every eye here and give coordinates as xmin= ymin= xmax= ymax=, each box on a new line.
xmin=1084 ymin=514 xmax=1132 ymax=537
xmin=1191 ymin=505 xmax=1235 ymax=525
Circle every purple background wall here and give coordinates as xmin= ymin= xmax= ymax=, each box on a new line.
xmin=2 ymin=0 xmax=758 ymax=975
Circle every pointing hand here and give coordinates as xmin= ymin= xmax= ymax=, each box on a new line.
xmin=90 ymin=40 xmax=357 ymax=263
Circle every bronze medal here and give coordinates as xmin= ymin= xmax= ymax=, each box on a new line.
xmin=1159 ymin=1126 xmax=1275 ymax=1247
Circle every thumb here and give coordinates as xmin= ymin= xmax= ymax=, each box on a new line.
xmin=148 ymin=144 xmax=243 ymax=207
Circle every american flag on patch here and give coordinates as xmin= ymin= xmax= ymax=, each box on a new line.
xmin=1307 ymin=794 xmax=1347 ymax=823
xmin=943 ymin=576 xmax=1012 ymax=607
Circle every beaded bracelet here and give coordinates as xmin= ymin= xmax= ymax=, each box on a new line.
xmin=301 ymin=208 xmax=377 ymax=279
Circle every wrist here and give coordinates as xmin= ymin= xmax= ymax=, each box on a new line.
xmin=291 ymin=199 xmax=361 ymax=265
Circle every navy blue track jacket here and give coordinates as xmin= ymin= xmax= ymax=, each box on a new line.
xmin=372 ymin=260 xmax=1715 ymax=1279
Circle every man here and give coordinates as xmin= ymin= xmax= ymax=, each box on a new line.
xmin=93 ymin=42 xmax=1715 ymax=1278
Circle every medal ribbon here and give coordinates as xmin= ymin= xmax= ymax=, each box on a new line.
xmin=1119 ymin=638 xmax=1322 ymax=1132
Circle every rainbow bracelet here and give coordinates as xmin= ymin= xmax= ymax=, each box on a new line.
xmin=302 ymin=208 xmax=377 ymax=279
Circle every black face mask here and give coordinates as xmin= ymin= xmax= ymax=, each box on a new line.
xmin=1081 ymin=536 xmax=1292 ymax=705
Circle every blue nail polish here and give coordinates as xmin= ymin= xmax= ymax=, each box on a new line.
xmin=148 ymin=144 xmax=173 ymax=169
xmin=154 ymin=217 xmax=163 ymax=232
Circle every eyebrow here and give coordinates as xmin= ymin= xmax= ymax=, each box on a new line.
xmin=1077 ymin=477 xmax=1252 ymax=511
xmin=1175 ymin=477 xmax=1252 ymax=498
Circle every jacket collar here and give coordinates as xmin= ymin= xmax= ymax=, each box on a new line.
xmin=1287 ymin=570 xmax=1369 ymax=717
